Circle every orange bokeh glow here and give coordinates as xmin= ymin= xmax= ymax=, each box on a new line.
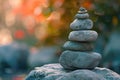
xmin=13 ymin=0 xmax=48 ymax=22
xmin=14 ymin=30 xmax=25 ymax=39
xmin=82 ymin=1 xmax=93 ymax=9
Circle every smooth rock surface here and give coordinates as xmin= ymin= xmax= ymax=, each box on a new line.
xmin=75 ymin=13 xmax=89 ymax=19
xmin=70 ymin=19 xmax=93 ymax=30
xmin=63 ymin=41 xmax=94 ymax=51
xmin=69 ymin=30 xmax=98 ymax=42
xmin=26 ymin=63 xmax=120 ymax=80
xmin=57 ymin=70 xmax=105 ymax=80
xmin=59 ymin=50 xmax=101 ymax=69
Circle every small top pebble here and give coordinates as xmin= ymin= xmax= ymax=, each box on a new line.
xmin=78 ymin=7 xmax=88 ymax=14
xmin=75 ymin=7 xmax=89 ymax=19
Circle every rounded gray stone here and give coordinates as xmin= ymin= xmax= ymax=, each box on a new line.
xmin=75 ymin=13 xmax=89 ymax=19
xmin=70 ymin=19 xmax=93 ymax=30
xmin=59 ymin=50 xmax=101 ymax=69
xmin=63 ymin=41 xmax=94 ymax=51
xmin=68 ymin=30 xmax=98 ymax=42
xmin=57 ymin=70 xmax=106 ymax=80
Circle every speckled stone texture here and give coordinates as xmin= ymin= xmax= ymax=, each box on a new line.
xmin=63 ymin=41 xmax=94 ymax=51
xmin=25 ymin=64 xmax=120 ymax=80
xmin=57 ymin=70 xmax=105 ymax=80
xmin=68 ymin=30 xmax=98 ymax=42
xmin=70 ymin=19 xmax=93 ymax=30
xmin=75 ymin=13 xmax=89 ymax=19
xmin=59 ymin=50 xmax=101 ymax=69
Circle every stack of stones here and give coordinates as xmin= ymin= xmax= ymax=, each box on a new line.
xmin=26 ymin=7 xmax=120 ymax=80
xmin=59 ymin=7 xmax=102 ymax=70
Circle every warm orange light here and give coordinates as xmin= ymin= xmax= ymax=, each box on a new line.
xmin=0 ymin=29 xmax=13 ymax=45
xmin=14 ymin=30 xmax=25 ymax=39
xmin=12 ymin=0 xmax=48 ymax=22
xmin=82 ymin=1 xmax=93 ymax=9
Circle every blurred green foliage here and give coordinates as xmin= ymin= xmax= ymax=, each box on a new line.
xmin=0 ymin=0 xmax=120 ymax=46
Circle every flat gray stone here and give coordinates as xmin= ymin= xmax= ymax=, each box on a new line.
xmin=59 ymin=50 xmax=101 ymax=69
xmin=25 ymin=63 xmax=120 ymax=80
xmin=70 ymin=19 xmax=93 ymax=30
xmin=75 ymin=13 xmax=89 ymax=19
xmin=57 ymin=70 xmax=105 ymax=80
xmin=68 ymin=30 xmax=98 ymax=42
xmin=63 ymin=41 xmax=94 ymax=51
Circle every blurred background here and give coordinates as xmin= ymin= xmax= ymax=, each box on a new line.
xmin=0 ymin=0 xmax=120 ymax=80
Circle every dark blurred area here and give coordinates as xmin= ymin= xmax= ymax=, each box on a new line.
xmin=0 ymin=0 xmax=120 ymax=80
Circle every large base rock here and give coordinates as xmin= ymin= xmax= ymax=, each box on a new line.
xmin=25 ymin=63 xmax=120 ymax=80
xmin=57 ymin=70 xmax=105 ymax=80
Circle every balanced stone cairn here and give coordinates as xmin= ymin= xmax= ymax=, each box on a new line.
xmin=26 ymin=7 xmax=120 ymax=80
xmin=59 ymin=7 xmax=101 ymax=70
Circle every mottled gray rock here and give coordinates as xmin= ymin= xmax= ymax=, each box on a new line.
xmin=70 ymin=19 xmax=93 ymax=30
xmin=59 ymin=50 xmax=101 ymax=69
xmin=63 ymin=41 xmax=94 ymax=51
xmin=93 ymin=67 xmax=120 ymax=80
xmin=75 ymin=13 xmax=89 ymax=19
xmin=26 ymin=63 xmax=120 ymax=80
xmin=57 ymin=70 xmax=105 ymax=80
xmin=25 ymin=64 xmax=67 ymax=80
xmin=69 ymin=30 xmax=98 ymax=42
